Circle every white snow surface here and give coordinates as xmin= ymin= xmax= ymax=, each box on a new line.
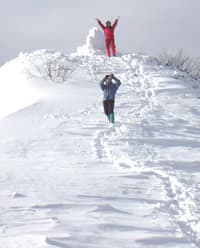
xmin=1 ymin=45 xmax=200 ymax=247
xmin=0 ymin=58 xmax=40 ymax=119
xmin=77 ymin=27 xmax=105 ymax=56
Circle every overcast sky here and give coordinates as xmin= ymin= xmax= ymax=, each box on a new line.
xmin=1 ymin=0 xmax=200 ymax=65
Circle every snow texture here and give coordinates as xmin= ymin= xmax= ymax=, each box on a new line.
xmin=0 ymin=32 xmax=200 ymax=248
xmin=77 ymin=27 xmax=105 ymax=56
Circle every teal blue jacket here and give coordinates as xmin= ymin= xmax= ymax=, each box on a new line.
xmin=100 ymin=76 xmax=121 ymax=100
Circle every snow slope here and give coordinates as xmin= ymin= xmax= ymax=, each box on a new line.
xmin=1 ymin=31 xmax=200 ymax=248
xmin=0 ymin=57 xmax=40 ymax=119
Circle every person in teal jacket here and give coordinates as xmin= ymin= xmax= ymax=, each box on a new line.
xmin=100 ymin=74 xmax=121 ymax=123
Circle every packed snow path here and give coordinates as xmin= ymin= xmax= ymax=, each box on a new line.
xmin=0 ymin=54 xmax=200 ymax=248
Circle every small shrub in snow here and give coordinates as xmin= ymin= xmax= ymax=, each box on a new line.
xmin=157 ymin=49 xmax=200 ymax=80
xmin=20 ymin=50 xmax=75 ymax=83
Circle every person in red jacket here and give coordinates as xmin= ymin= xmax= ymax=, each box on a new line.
xmin=96 ymin=17 xmax=120 ymax=57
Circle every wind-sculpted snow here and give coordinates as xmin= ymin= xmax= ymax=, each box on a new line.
xmin=0 ymin=25 xmax=120 ymax=119
xmin=0 ymin=57 xmax=40 ymax=119
xmin=0 ymin=53 xmax=200 ymax=248
xmin=77 ymin=27 xmax=105 ymax=56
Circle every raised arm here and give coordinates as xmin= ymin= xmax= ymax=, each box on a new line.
xmin=112 ymin=16 xmax=120 ymax=29
xmin=100 ymin=78 xmax=105 ymax=91
xmin=96 ymin=18 xmax=105 ymax=30
xmin=112 ymin=75 xmax=121 ymax=89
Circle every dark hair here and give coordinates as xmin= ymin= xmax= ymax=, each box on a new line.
xmin=105 ymin=74 xmax=110 ymax=79
xmin=106 ymin=21 xmax=111 ymax=26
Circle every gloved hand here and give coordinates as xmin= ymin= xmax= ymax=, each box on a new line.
xmin=110 ymin=73 xmax=114 ymax=78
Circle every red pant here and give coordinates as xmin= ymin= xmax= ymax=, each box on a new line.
xmin=105 ymin=39 xmax=116 ymax=57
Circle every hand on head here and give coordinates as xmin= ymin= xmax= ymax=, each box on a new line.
xmin=104 ymin=74 xmax=114 ymax=84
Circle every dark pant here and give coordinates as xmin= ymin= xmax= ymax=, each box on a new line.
xmin=103 ymin=100 xmax=115 ymax=116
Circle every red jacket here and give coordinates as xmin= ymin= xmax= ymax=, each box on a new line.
xmin=97 ymin=19 xmax=118 ymax=40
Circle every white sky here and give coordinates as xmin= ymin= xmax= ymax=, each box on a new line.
xmin=1 ymin=0 xmax=200 ymax=64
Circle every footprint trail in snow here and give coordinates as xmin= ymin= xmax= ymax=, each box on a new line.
xmin=0 ymin=54 xmax=200 ymax=248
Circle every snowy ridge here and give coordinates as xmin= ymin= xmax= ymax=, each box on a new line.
xmin=0 ymin=51 xmax=200 ymax=248
xmin=0 ymin=27 xmax=116 ymax=119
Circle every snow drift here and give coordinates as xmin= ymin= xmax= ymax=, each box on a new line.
xmin=77 ymin=27 xmax=105 ymax=56
xmin=0 ymin=27 xmax=108 ymax=119
xmin=0 ymin=57 xmax=40 ymax=119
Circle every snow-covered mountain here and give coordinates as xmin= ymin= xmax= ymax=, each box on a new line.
xmin=0 ymin=28 xmax=200 ymax=248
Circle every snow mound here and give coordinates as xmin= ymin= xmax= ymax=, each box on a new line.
xmin=77 ymin=27 xmax=105 ymax=56
xmin=0 ymin=57 xmax=40 ymax=119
